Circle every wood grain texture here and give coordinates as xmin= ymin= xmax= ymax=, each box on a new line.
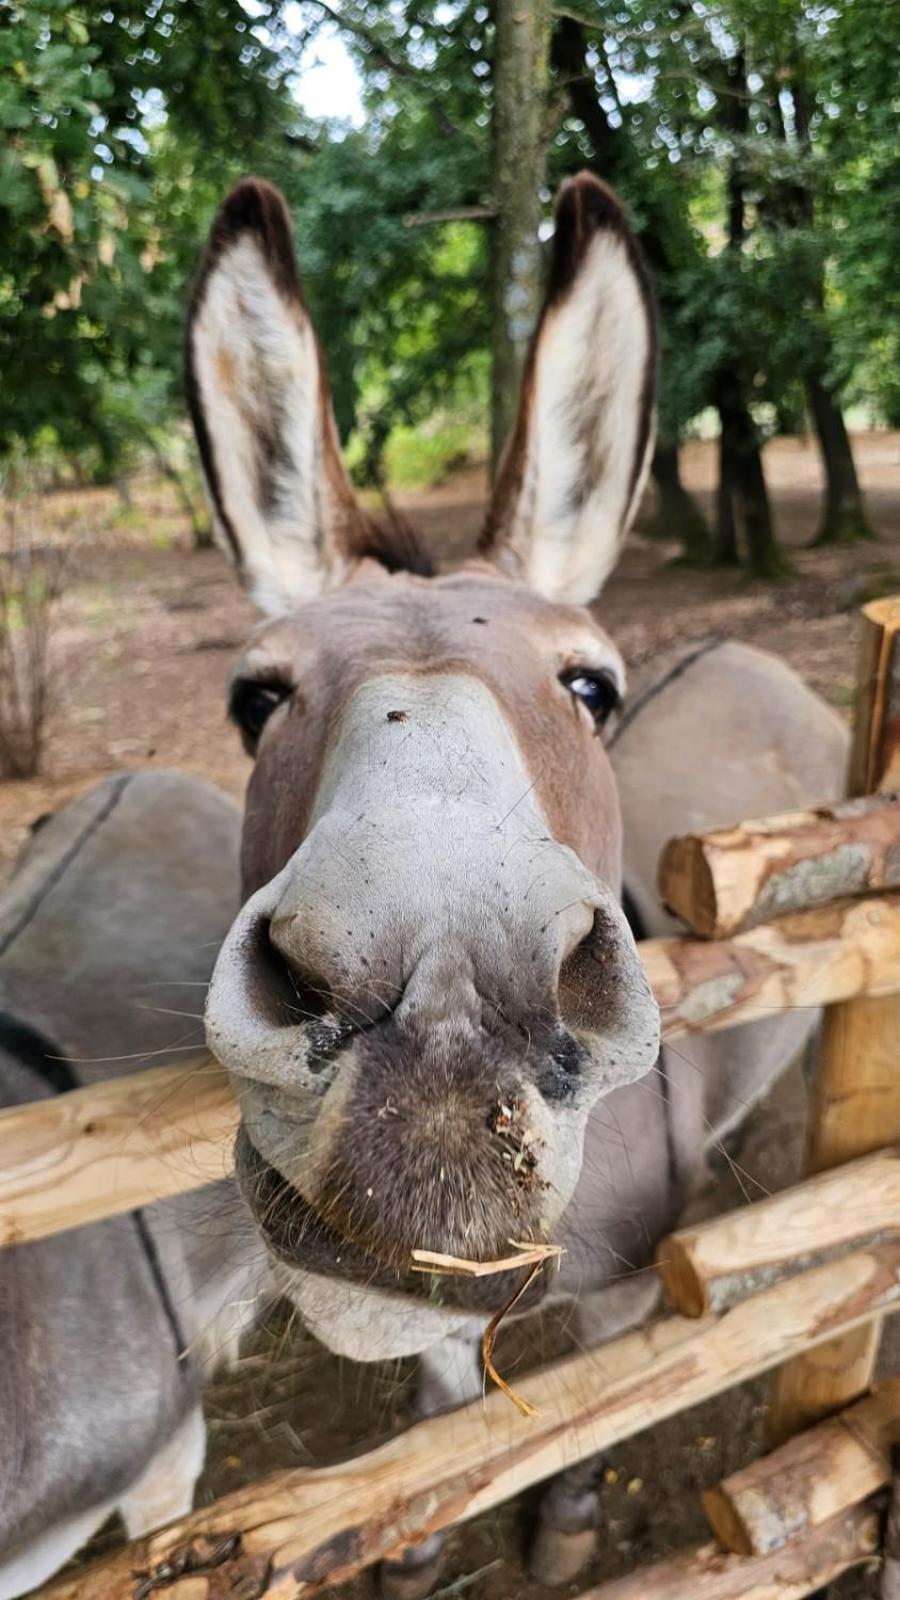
xmin=36 ymin=1242 xmax=900 ymax=1598
xmin=659 ymin=792 xmax=900 ymax=939
xmin=657 ymin=1144 xmax=900 ymax=1317
xmin=5 ymin=898 xmax=900 ymax=1246
xmin=0 ymin=1057 xmax=236 ymax=1245
xmin=577 ymin=1503 xmax=879 ymax=1599
xmin=848 ymin=598 xmax=900 ymax=797
xmin=768 ymin=595 xmax=900 ymax=1446
xmin=646 ymin=893 xmax=900 ymax=1040
xmin=702 ymin=1380 xmax=900 ymax=1555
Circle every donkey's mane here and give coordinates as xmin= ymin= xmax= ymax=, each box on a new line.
xmin=357 ymin=510 xmax=434 ymax=578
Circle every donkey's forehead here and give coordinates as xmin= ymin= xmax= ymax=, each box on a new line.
xmin=239 ymin=566 xmax=623 ymax=679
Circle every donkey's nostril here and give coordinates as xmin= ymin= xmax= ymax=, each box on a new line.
xmin=262 ymin=918 xmax=334 ymax=1029
xmin=218 ymin=908 xmax=336 ymax=1040
xmin=535 ymin=1027 xmax=590 ymax=1103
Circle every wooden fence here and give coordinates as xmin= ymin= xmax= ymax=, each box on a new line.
xmin=4 ymin=596 xmax=900 ymax=1598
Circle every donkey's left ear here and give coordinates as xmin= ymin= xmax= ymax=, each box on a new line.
xmin=186 ymin=178 xmax=367 ymax=614
xmin=480 ymin=172 xmax=658 ymax=605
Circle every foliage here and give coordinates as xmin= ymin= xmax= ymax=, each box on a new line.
xmin=0 ymin=0 xmax=896 ymax=526
xmin=0 ymin=0 xmax=295 ymax=471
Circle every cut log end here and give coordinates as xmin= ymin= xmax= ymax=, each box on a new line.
xmin=701 ymin=1484 xmax=754 ymax=1557
xmin=658 ymin=792 xmax=900 ymax=940
xmin=578 ymin=1503 xmax=879 ymax=1598
xmin=718 ymin=1381 xmax=899 ymax=1556
xmin=659 ymin=835 xmax=718 ymax=938
xmin=655 ymin=1235 xmax=708 ymax=1318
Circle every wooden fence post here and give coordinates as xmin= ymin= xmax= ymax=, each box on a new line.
xmin=767 ymin=597 xmax=900 ymax=1446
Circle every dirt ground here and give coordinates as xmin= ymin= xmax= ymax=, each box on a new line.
xmin=11 ymin=430 xmax=900 ymax=1598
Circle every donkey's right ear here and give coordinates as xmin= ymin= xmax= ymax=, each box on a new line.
xmin=185 ymin=178 xmax=366 ymax=615
xmin=480 ymin=173 xmax=658 ymax=606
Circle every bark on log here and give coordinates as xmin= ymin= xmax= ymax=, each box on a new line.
xmin=882 ymin=1450 xmax=900 ymax=1600
xmin=659 ymin=792 xmax=900 ymax=939
xmin=702 ymin=1380 xmax=900 ymax=1556
xmin=768 ymin=596 xmax=900 ymax=1445
xmin=577 ymin=1503 xmax=879 ymax=1599
xmin=658 ymin=1144 xmax=900 ymax=1317
xmin=6 ymin=897 xmax=900 ymax=1247
xmin=645 ymin=892 xmax=900 ymax=1040
xmin=36 ymin=1243 xmax=900 ymax=1599
xmin=0 ymin=1057 xmax=235 ymax=1245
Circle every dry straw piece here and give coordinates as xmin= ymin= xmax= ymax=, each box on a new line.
xmin=410 ymin=1240 xmax=564 ymax=1417
xmin=410 ymin=1240 xmax=563 ymax=1277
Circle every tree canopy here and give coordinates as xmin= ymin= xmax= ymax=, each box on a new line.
xmin=1 ymin=0 xmax=896 ymax=568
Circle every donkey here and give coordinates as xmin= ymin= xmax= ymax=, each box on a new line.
xmin=0 ymin=771 xmax=266 ymax=1599
xmin=188 ymin=170 xmax=850 ymax=1594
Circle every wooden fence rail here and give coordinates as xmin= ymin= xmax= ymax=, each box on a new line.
xmin=658 ymin=1143 xmax=900 ymax=1316
xmin=36 ymin=1240 xmax=900 ymax=1598
xmin=5 ymin=889 xmax=900 ymax=1248
xmin=658 ymin=790 xmax=900 ymax=939
xmin=702 ymin=1379 xmax=900 ymax=1557
xmin=768 ymin=595 xmax=900 ymax=1446
xmin=0 ymin=1058 xmax=235 ymax=1246
xmin=582 ymin=1503 xmax=880 ymax=1599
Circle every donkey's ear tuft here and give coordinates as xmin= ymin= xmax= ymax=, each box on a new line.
xmin=206 ymin=177 xmax=302 ymax=303
xmin=481 ymin=171 xmax=658 ymax=606
xmin=186 ymin=177 xmax=366 ymax=615
xmin=547 ymin=172 xmax=634 ymax=304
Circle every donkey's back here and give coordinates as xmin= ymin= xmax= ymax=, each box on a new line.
xmin=0 ymin=771 xmax=262 ymax=1598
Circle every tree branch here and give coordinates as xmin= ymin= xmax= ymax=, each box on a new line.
xmin=303 ymin=0 xmax=463 ymax=137
xmin=403 ymin=204 xmax=497 ymax=228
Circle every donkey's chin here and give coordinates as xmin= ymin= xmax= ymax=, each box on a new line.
xmin=234 ymin=1124 xmax=555 ymax=1317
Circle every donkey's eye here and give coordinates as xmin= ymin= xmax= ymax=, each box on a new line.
xmin=560 ymin=669 xmax=622 ymax=729
xmin=230 ymin=679 xmax=291 ymax=746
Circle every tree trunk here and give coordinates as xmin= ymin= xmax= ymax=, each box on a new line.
xmin=770 ymin=64 xmax=874 ymax=548
xmin=113 ymin=473 xmax=133 ymax=510
xmin=807 ymin=374 xmax=875 ymax=544
xmin=715 ymin=369 xmax=788 ymax=579
xmin=702 ymin=1382 xmax=900 ymax=1557
xmin=145 ymin=435 xmax=212 ymax=548
xmin=708 ymin=49 xmax=787 ymax=578
xmin=490 ymin=0 xmax=552 ymax=472
xmin=714 ymin=426 xmax=740 ymax=565
xmin=646 ymin=439 xmax=712 ymax=563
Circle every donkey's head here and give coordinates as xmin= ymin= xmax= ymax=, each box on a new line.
xmin=189 ymin=174 xmax=660 ymax=1322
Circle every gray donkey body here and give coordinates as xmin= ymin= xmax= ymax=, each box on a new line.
xmin=0 ymin=771 xmax=265 ymax=1599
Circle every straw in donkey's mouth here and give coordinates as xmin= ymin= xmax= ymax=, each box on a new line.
xmin=409 ymin=1240 xmax=563 ymax=1277
xmin=410 ymin=1240 xmax=564 ymax=1416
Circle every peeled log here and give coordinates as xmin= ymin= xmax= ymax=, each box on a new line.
xmin=578 ymin=1503 xmax=879 ymax=1599
xmin=702 ymin=1380 xmax=900 ymax=1556
xmin=647 ymin=892 xmax=900 ymax=1040
xmin=0 ymin=1057 xmax=235 ymax=1245
xmin=659 ymin=792 xmax=900 ymax=939
xmin=658 ymin=1143 xmax=900 ymax=1317
xmin=36 ymin=1243 xmax=900 ymax=1599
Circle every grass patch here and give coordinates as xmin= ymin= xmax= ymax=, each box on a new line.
xmin=347 ymin=411 xmax=487 ymax=494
